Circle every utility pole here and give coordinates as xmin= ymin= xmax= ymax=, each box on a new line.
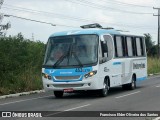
xmin=153 ymin=7 xmax=160 ymax=58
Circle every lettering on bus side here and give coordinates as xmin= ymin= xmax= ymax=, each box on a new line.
xmin=133 ymin=63 xmax=145 ymax=69
xmin=104 ymin=67 xmax=109 ymax=72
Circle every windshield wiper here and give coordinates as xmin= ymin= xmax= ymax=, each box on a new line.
xmin=72 ymin=51 xmax=83 ymax=67
xmin=53 ymin=44 xmax=83 ymax=68
xmin=69 ymin=43 xmax=83 ymax=67
xmin=53 ymin=44 xmax=71 ymax=68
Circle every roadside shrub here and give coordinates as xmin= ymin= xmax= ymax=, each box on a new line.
xmin=0 ymin=33 xmax=45 ymax=95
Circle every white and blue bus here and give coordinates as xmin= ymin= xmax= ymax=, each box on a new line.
xmin=42 ymin=24 xmax=147 ymax=98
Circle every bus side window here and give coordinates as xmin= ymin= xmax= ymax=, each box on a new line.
xmin=103 ymin=35 xmax=113 ymax=60
xmin=114 ymin=37 xmax=118 ymax=57
xmin=114 ymin=36 xmax=123 ymax=57
xmin=140 ymin=38 xmax=145 ymax=56
xmin=122 ymin=36 xmax=128 ymax=57
xmin=136 ymin=37 xmax=142 ymax=56
xmin=101 ymin=41 xmax=107 ymax=57
xmin=132 ymin=38 xmax=137 ymax=56
xmin=126 ymin=37 xmax=133 ymax=57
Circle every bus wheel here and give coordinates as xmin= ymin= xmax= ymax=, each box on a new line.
xmin=128 ymin=75 xmax=136 ymax=90
xmin=54 ymin=91 xmax=63 ymax=98
xmin=99 ymin=79 xmax=109 ymax=97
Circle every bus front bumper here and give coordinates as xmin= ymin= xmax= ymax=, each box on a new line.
xmin=42 ymin=77 xmax=101 ymax=91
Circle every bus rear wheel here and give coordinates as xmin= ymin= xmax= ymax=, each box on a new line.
xmin=122 ymin=75 xmax=136 ymax=90
xmin=128 ymin=75 xmax=136 ymax=90
xmin=99 ymin=79 xmax=109 ymax=97
xmin=54 ymin=91 xmax=64 ymax=98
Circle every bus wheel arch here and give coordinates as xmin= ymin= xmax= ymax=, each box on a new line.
xmin=132 ymin=73 xmax=136 ymax=82
xmin=105 ymin=76 xmax=110 ymax=89
xmin=130 ymin=73 xmax=136 ymax=90
xmin=99 ymin=76 xmax=110 ymax=97
xmin=122 ymin=73 xmax=136 ymax=90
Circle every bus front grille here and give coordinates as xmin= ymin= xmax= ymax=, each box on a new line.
xmin=54 ymin=76 xmax=81 ymax=80
xmin=53 ymin=84 xmax=84 ymax=88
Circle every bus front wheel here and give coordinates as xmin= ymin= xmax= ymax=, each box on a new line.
xmin=99 ymin=79 xmax=109 ymax=97
xmin=54 ymin=91 xmax=64 ymax=98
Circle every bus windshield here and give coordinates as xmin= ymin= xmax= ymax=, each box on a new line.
xmin=43 ymin=34 xmax=98 ymax=68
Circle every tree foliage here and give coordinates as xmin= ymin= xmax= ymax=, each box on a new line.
xmin=144 ymin=33 xmax=157 ymax=56
xmin=0 ymin=33 xmax=45 ymax=95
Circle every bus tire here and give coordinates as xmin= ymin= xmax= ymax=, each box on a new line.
xmin=128 ymin=75 xmax=136 ymax=90
xmin=99 ymin=79 xmax=109 ymax=97
xmin=54 ymin=91 xmax=63 ymax=98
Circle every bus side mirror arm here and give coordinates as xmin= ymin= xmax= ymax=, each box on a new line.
xmin=99 ymin=57 xmax=107 ymax=64
xmin=102 ymin=41 xmax=108 ymax=53
xmin=103 ymin=57 xmax=107 ymax=62
xmin=99 ymin=58 xmax=103 ymax=64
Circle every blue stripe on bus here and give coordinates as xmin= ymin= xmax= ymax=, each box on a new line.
xmin=113 ymin=62 xmax=122 ymax=65
xmin=137 ymin=76 xmax=147 ymax=81
xmin=44 ymin=67 xmax=93 ymax=82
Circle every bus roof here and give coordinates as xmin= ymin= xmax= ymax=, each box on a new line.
xmin=49 ymin=28 xmax=121 ymax=37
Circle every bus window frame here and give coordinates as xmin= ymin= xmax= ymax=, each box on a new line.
xmin=42 ymin=34 xmax=100 ymax=68
xmin=125 ymin=36 xmax=134 ymax=57
xmin=113 ymin=34 xmax=146 ymax=59
xmin=100 ymin=34 xmax=114 ymax=63
xmin=135 ymin=37 xmax=146 ymax=57
xmin=114 ymin=35 xmax=125 ymax=58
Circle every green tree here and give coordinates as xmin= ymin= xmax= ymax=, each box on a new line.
xmin=0 ymin=33 xmax=45 ymax=95
xmin=144 ymin=33 xmax=154 ymax=54
xmin=150 ymin=45 xmax=158 ymax=56
xmin=144 ymin=33 xmax=157 ymax=56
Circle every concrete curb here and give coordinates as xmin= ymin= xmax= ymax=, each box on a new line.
xmin=148 ymin=73 xmax=160 ymax=76
xmin=148 ymin=74 xmax=154 ymax=76
xmin=0 ymin=90 xmax=45 ymax=99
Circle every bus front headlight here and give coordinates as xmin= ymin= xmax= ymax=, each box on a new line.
xmin=42 ymin=73 xmax=52 ymax=80
xmin=84 ymin=70 xmax=97 ymax=78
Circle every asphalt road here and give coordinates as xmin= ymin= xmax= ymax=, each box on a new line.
xmin=0 ymin=75 xmax=160 ymax=120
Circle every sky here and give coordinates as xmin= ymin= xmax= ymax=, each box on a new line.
xmin=0 ymin=0 xmax=160 ymax=43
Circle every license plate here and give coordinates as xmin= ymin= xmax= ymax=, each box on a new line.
xmin=64 ymin=88 xmax=74 ymax=92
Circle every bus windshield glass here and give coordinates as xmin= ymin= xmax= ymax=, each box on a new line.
xmin=43 ymin=34 xmax=98 ymax=68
